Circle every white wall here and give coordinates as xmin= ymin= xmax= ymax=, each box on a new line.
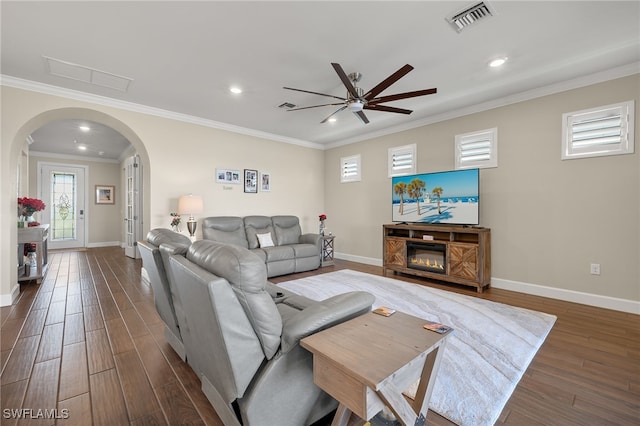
xmin=1 ymin=86 xmax=324 ymax=305
xmin=325 ymin=75 xmax=640 ymax=308
xmin=2 ymin=75 xmax=638 ymax=312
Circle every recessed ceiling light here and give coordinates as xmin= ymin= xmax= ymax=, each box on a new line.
xmin=77 ymin=145 xmax=87 ymax=151
xmin=328 ymin=117 xmax=337 ymax=123
xmin=229 ymin=86 xmax=243 ymax=94
xmin=79 ymin=125 xmax=90 ymax=132
xmin=489 ymin=57 xmax=508 ymax=68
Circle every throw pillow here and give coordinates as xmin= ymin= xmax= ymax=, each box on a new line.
xmin=257 ymin=232 xmax=275 ymax=248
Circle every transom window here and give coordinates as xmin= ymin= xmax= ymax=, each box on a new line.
xmin=340 ymin=154 xmax=361 ymax=183
xmin=388 ymin=144 xmax=416 ymax=177
xmin=561 ymin=100 xmax=635 ymax=160
xmin=455 ymin=127 xmax=498 ymax=170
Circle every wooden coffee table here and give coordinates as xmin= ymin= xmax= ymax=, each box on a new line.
xmin=301 ymin=311 xmax=451 ymax=426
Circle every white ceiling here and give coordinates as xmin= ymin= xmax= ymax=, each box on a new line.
xmin=2 ymin=1 xmax=639 ymax=159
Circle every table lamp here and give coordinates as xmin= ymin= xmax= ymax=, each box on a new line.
xmin=178 ymin=194 xmax=204 ymax=237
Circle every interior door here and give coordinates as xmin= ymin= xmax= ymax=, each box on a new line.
xmin=38 ymin=163 xmax=87 ymax=250
xmin=124 ymin=155 xmax=142 ymax=259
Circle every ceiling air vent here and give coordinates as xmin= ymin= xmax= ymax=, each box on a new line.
xmin=278 ymin=102 xmax=296 ymax=109
xmin=44 ymin=56 xmax=133 ymax=92
xmin=446 ymin=1 xmax=495 ymax=32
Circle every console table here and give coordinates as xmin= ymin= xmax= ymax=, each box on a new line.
xmin=383 ymin=224 xmax=491 ymax=292
xmin=17 ymin=224 xmax=49 ymax=283
xmin=301 ymin=311 xmax=450 ymax=426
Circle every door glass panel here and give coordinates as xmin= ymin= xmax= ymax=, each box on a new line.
xmin=51 ymin=172 xmax=76 ymax=241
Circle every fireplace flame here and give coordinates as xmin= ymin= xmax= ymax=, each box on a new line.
xmin=409 ymin=257 xmax=444 ymax=270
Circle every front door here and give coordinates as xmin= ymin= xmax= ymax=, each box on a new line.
xmin=38 ymin=163 xmax=87 ymax=250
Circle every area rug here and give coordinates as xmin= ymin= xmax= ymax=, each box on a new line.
xmin=278 ymin=270 xmax=556 ymax=426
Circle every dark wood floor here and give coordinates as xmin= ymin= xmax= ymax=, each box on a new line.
xmin=1 ymin=247 xmax=638 ymax=425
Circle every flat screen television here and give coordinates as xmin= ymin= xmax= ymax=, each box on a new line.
xmin=391 ymin=169 xmax=479 ymax=225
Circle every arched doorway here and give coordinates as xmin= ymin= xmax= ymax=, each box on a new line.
xmin=4 ymin=107 xmax=151 ymax=304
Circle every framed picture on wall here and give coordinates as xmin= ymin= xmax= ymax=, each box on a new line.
xmin=216 ymin=168 xmax=241 ymax=184
xmin=244 ymin=169 xmax=258 ymax=193
xmin=95 ymin=185 xmax=115 ymax=204
xmin=261 ymin=172 xmax=271 ymax=192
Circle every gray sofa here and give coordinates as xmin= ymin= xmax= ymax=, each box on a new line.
xmin=138 ymin=229 xmax=192 ymax=361
xmin=202 ymin=215 xmax=321 ymax=277
xmin=163 ymin=239 xmax=375 ymax=426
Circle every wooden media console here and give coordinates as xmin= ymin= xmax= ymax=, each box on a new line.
xmin=383 ymin=223 xmax=491 ymax=292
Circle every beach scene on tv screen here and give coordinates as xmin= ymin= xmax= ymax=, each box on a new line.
xmin=392 ymin=169 xmax=479 ymax=224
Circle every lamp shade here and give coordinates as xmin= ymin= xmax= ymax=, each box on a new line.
xmin=178 ymin=195 xmax=203 ymax=216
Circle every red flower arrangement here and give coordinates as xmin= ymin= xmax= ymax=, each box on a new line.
xmin=18 ymin=197 xmax=46 ymax=217
xmin=170 ymin=212 xmax=181 ymax=227
xmin=319 ymin=214 xmax=327 ymax=221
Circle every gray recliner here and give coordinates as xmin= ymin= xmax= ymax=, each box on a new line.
xmin=138 ymin=228 xmax=192 ymax=360
xmin=164 ymin=239 xmax=375 ymax=426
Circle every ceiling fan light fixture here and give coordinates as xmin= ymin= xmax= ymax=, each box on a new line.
xmin=349 ymin=100 xmax=364 ymax=112
xmin=284 ymin=62 xmax=436 ymax=124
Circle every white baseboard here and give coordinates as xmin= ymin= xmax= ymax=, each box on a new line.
xmin=335 ymin=253 xmax=639 ymax=314
xmin=335 ymin=252 xmax=382 ymax=267
xmin=491 ymin=277 xmax=640 ymax=314
xmin=0 ymin=284 xmax=21 ymax=307
xmin=86 ymin=241 xmax=121 ymax=248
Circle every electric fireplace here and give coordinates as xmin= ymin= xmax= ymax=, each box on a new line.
xmin=407 ymin=242 xmax=446 ymax=274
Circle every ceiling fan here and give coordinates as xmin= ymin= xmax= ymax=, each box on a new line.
xmin=283 ymin=63 xmax=437 ymax=124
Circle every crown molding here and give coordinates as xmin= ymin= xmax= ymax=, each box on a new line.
xmin=3 ymin=62 xmax=638 ymax=152
xmin=0 ymin=75 xmax=323 ymax=150
xmin=325 ymin=62 xmax=640 ymax=149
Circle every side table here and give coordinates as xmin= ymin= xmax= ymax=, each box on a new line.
xmin=301 ymin=311 xmax=451 ymax=426
xmin=321 ymin=235 xmax=335 ymax=266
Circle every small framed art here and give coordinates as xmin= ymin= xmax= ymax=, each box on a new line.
xmin=95 ymin=185 xmax=115 ymax=204
xmin=216 ymin=168 xmax=241 ymax=184
xmin=244 ymin=169 xmax=258 ymax=193
xmin=261 ymin=172 xmax=271 ymax=191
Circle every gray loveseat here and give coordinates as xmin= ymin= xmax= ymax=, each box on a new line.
xmin=202 ymin=215 xmax=321 ymax=277
xmin=164 ymin=239 xmax=375 ymax=426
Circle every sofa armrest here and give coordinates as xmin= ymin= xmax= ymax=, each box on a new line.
xmin=300 ymin=233 xmax=320 ymax=245
xmin=300 ymin=233 xmax=321 ymax=253
xmin=159 ymin=241 xmax=189 ymax=257
xmin=280 ymin=291 xmax=374 ymax=353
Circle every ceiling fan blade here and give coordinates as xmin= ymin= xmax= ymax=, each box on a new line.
xmin=354 ymin=110 xmax=370 ymax=124
xmin=368 ymin=88 xmax=438 ymax=105
xmin=321 ymin=105 xmax=348 ymax=123
xmin=363 ymin=64 xmax=414 ymax=100
xmin=283 ymin=87 xmax=346 ymax=101
xmin=364 ymin=104 xmax=413 ymax=115
xmin=331 ymin=63 xmax=360 ymax=100
xmin=287 ymin=102 xmax=345 ymax=111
